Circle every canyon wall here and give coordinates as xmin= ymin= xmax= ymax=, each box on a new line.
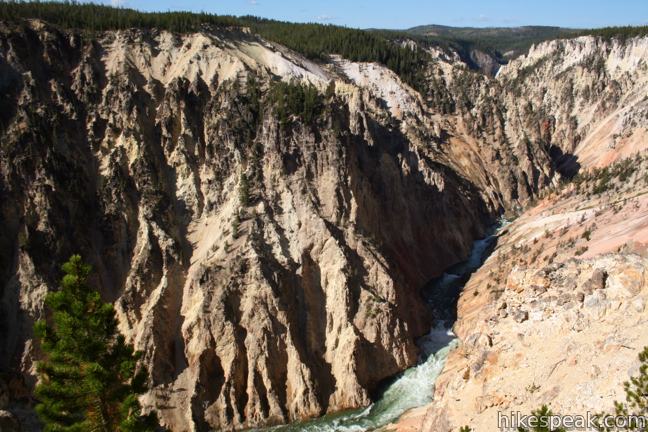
xmin=3 ymin=19 xmax=646 ymax=431
xmin=0 ymin=21 xmax=551 ymax=430
xmin=393 ymin=35 xmax=648 ymax=432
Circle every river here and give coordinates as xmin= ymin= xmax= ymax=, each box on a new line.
xmin=259 ymin=226 xmax=501 ymax=432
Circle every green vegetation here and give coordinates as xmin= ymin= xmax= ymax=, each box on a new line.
xmin=267 ymin=81 xmax=324 ymax=127
xmin=406 ymin=24 xmax=648 ymax=63
xmin=507 ymin=346 xmax=648 ymax=432
xmin=578 ymin=26 xmax=648 ymax=41
xmin=406 ymin=25 xmax=578 ymax=60
xmin=238 ymin=172 xmax=250 ymax=206
xmin=0 ymin=0 xmax=242 ymax=32
xmin=244 ymin=77 xmax=262 ymax=124
xmin=251 ymin=19 xmax=429 ymax=91
xmin=34 ymin=255 xmax=157 ymax=432
xmin=516 ymin=405 xmax=566 ymax=432
xmin=573 ymin=155 xmax=641 ymax=195
xmin=0 ymin=1 xmax=428 ymax=92
xmin=598 ymin=346 xmax=648 ymax=431
xmin=2 ymin=1 xmax=648 ymax=95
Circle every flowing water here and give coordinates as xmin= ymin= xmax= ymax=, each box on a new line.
xmin=262 ymin=323 xmax=456 ymax=432
xmin=260 ymin=226 xmax=501 ymax=432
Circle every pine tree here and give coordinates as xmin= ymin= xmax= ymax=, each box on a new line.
xmin=0 ymin=2 xmax=432 ymax=93
xmin=34 ymin=255 xmax=158 ymax=432
xmin=239 ymin=172 xmax=250 ymax=206
xmin=517 ymin=406 xmax=565 ymax=432
xmin=597 ymin=346 xmax=648 ymax=431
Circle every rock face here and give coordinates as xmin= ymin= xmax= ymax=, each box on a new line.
xmin=2 ymin=19 xmax=647 ymax=431
xmin=498 ymin=36 xmax=648 ymax=170
xmin=0 ymin=410 xmax=22 ymax=432
xmin=420 ymin=210 xmax=648 ymax=431
xmin=408 ymin=98 xmax=648 ymax=431
xmin=394 ymin=40 xmax=648 ymax=429
xmin=0 ymin=21 xmax=555 ymax=431
xmin=423 ymin=35 xmax=648 ymax=187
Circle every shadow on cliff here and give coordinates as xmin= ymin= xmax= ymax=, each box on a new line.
xmin=258 ymin=214 xmax=339 ymax=417
xmin=0 ymin=25 xmax=204 ymax=393
xmin=549 ymin=144 xmax=581 ymax=179
xmin=347 ymin=112 xmax=494 ymax=325
xmin=421 ymin=224 xmax=501 ymax=323
xmin=366 ymin=225 xmax=501 ymax=402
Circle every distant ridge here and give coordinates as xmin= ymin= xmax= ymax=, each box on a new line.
xmin=404 ymin=25 xmax=578 ymax=59
xmin=404 ymin=24 xmax=648 ymax=60
xmin=0 ymin=1 xmax=646 ymax=74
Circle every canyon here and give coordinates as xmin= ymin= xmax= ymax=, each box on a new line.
xmin=395 ymin=36 xmax=648 ymax=432
xmin=0 ymin=15 xmax=647 ymax=432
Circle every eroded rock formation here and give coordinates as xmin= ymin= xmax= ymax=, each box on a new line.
xmin=392 ymin=36 xmax=648 ymax=432
xmin=2 ymin=17 xmax=647 ymax=431
xmin=0 ymin=20 xmax=553 ymax=430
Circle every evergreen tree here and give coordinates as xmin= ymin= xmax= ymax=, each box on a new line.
xmin=267 ymin=81 xmax=324 ymax=127
xmin=517 ymin=406 xmax=565 ymax=432
xmin=0 ymin=2 xmax=430 ymax=93
xmin=34 ymin=255 xmax=158 ymax=432
xmin=239 ymin=172 xmax=250 ymax=206
xmin=597 ymin=346 xmax=648 ymax=431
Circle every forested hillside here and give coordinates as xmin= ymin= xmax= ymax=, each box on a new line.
xmin=5 ymin=1 xmax=646 ymax=92
xmin=0 ymin=1 xmax=429 ymax=91
xmin=406 ymin=24 xmax=648 ymax=59
xmin=406 ymin=25 xmax=576 ymax=58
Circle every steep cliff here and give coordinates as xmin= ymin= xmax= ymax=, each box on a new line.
xmin=416 ymin=154 xmax=648 ymax=432
xmin=0 ymin=20 xmax=553 ymax=431
xmin=391 ymin=35 xmax=648 ymax=432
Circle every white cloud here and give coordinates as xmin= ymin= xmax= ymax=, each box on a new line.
xmin=111 ymin=0 xmax=125 ymax=6
xmin=477 ymin=14 xmax=491 ymax=23
xmin=248 ymin=0 xmax=259 ymax=5
xmin=316 ymin=14 xmax=335 ymax=22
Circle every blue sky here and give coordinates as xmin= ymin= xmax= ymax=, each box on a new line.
xmin=111 ymin=0 xmax=648 ymax=29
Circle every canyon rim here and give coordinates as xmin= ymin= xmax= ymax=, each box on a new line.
xmin=1 ymin=3 xmax=648 ymax=431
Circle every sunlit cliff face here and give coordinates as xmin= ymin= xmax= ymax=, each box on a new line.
xmin=1 ymin=18 xmax=648 ymax=431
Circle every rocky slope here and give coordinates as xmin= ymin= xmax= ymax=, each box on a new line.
xmin=0 ymin=20 xmax=554 ymax=431
xmin=412 ymin=154 xmax=648 ymax=432
xmin=498 ymin=36 xmax=648 ymax=170
xmin=424 ymin=34 xmax=648 ymax=174
xmin=392 ymin=36 xmax=648 ymax=432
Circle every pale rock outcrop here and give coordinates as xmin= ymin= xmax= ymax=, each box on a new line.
xmin=404 ymin=152 xmax=648 ymax=432
xmin=3 ymin=19 xmax=646 ymax=432
xmin=0 ymin=20 xmax=545 ymax=431
xmin=498 ymin=36 xmax=648 ymax=169
xmin=391 ymin=34 xmax=648 ymax=432
xmin=420 ymin=252 xmax=648 ymax=432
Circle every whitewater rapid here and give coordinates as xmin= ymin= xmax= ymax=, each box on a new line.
xmin=262 ymin=225 xmax=502 ymax=432
xmin=263 ymin=323 xmax=456 ymax=432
